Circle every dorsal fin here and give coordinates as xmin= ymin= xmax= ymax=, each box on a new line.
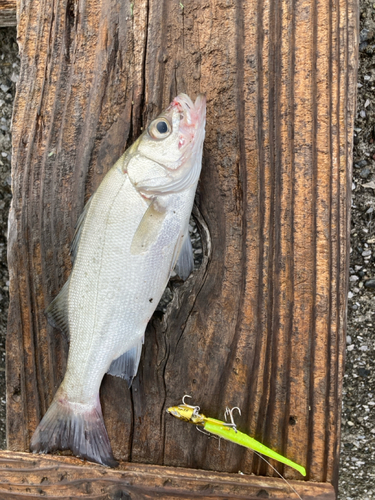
xmin=44 ymin=278 xmax=70 ymax=340
xmin=70 ymin=195 xmax=93 ymax=262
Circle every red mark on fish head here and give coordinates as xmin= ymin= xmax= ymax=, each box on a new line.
xmin=171 ymin=98 xmax=183 ymax=112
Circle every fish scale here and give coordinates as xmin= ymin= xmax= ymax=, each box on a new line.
xmin=30 ymin=93 xmax=206 ymax=467
xmin=66 ymin=170 xmax=194 ymax=403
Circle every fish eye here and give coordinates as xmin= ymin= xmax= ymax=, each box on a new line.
xmin=157 ymin=121 xmax=168 ymax=134
xmin=149 ymin=118 xmax=172 ymax=140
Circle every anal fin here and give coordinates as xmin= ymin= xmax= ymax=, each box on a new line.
xmin=107 ymin=339 xmax=144 ymax=387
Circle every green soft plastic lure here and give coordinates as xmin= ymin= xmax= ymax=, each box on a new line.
xmin=167 ymin=395 xmax=306 ymax=477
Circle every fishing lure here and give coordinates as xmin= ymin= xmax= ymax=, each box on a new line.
xmin=167 ymin=395 xmax=306 ymax=477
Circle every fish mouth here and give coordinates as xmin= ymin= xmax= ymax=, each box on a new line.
xmin=132 ymin=93 xmax=206 ymax=195
xmin=170 ymin=93 xmax=206 ymax=151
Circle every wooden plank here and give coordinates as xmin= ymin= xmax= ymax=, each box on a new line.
xmin=6 ymin=0 xmax=358 ymax=491
xmin=0 ymin=451 xmax=335 ymax=499
xmin=0 ymin=0 xmax=16 ymax=27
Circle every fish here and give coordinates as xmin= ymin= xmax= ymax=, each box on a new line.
xmin=30 ymin=93 xmax=206 ymax=467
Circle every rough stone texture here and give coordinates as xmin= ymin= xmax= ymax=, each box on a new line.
xmin=338 ymin=1 xmax=375 ymax=499
xmin=0 ymin=26 xmax=19 ymax=449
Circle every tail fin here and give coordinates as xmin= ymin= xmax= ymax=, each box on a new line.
xmin=30 ymin=390 xmax=118 ymax=467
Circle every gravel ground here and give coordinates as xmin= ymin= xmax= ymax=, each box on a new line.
xmin=0 ymin=5 xmax=374 ymax=497
xmin=0 ymin=26 xmax=18 ymax=449
xmin=338 ymin=1 xmax=375 ymax=498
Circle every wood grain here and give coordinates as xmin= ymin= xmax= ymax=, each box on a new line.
xmin=0 ymin=451 xmax=335 ymax=499
xmin=7 ymin=0 xmax=358 ymax=492
xmin=0 ymin=0 xmax=16 ymax=26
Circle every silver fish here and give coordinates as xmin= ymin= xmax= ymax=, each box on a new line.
xmin=30 ymin=93 xmax=206 ymax=466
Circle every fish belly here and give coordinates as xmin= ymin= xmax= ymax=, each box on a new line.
xmin=62 ymin=165 xmax=194 ymax=404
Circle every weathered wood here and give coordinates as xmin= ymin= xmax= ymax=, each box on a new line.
xmin=0 ymin=0 xmax=16 ymax=27
xmin=0 ymin=451 xmax=334 ymax=499
xmin=7 ymin=0 xmax=358 ymax=493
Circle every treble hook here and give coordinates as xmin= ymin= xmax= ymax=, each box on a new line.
xmin=195 ymin=425 xmax=211 ymax=437
xmin=223 ymin=406 xmax=241 ymax=433
xmin=181 ymin=395 xmax=200 ymax=413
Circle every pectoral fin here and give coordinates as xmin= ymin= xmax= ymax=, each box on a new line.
xmin=130 ymin=199 xmax=166 ymax=255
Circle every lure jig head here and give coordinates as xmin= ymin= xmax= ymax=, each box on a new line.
xmin=167 ymin=395 xmax=306 ymax=478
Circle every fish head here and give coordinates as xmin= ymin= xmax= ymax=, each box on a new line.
xmin=127 ymin=93 xmax=206 ymax=195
